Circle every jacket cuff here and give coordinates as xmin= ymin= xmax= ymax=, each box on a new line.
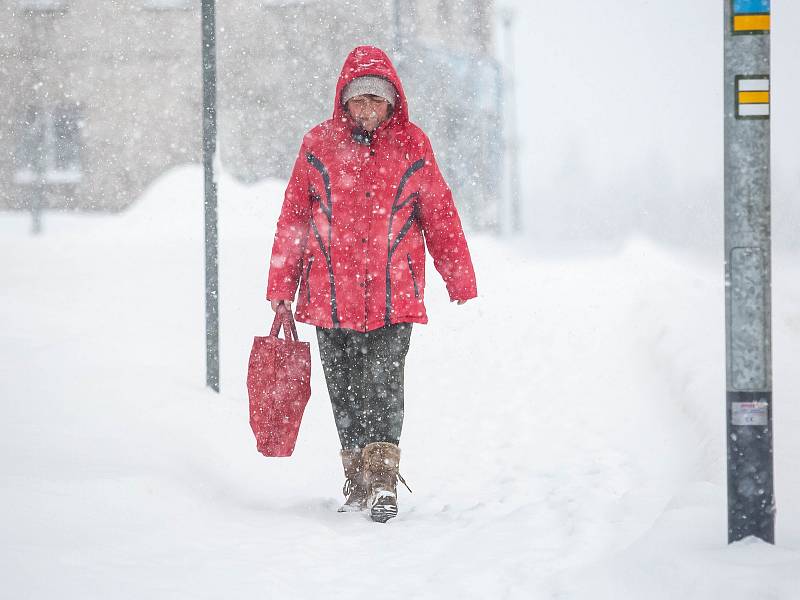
xmin=447 ymin=284 xmax=477 ymax=303
xmin=266 ymin=287 xmax=297 ymax=302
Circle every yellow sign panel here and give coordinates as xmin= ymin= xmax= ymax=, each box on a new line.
xmin=733 ymin=14 xmax=770 ymax=32
xmin=738 ymin=91 xmax=770 ymax=104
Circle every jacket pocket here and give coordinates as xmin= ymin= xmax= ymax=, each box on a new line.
xmin=406 ymin=253 xmax=420 ymax=299
xmin=303 ymin=255 xmax=314 ymax=303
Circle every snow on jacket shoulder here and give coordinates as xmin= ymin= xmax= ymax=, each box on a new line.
xmin=267 ymin=45 xmax=477 ymax=332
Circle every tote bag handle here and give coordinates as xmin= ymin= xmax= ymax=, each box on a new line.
xmin=269 ymin=303 xmax=299 ymax=342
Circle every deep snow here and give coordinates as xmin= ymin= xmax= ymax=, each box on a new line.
xmin=2 ymin=167 xmax=799 ymax=599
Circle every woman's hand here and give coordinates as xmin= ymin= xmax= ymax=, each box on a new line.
xmin=270 ymin=299 xmax=293 ymax=312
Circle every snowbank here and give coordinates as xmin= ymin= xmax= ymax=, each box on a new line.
xmin=1 ymin=166 xmax=798 ymax=598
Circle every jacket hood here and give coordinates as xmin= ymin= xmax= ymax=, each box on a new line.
xmin=333 ymin=46 xmax=408 ymax=126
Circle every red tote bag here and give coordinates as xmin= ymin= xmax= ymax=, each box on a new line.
xmin=247 ymin=306 xmax=311 ymax=457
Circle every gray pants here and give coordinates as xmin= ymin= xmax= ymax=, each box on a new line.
xmin=316 ymin=323 xmax=413 ymax=450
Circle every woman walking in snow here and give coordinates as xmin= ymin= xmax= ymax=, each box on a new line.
xmin=267 ymin=46 xmax=477 ymax=522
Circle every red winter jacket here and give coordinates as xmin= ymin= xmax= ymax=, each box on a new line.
xmin=267 ymin=46 xmax=477 ymax=332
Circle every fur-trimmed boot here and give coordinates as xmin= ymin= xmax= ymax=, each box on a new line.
xmin=362 ymin=442 xmax=404 ymax=523
xmin=338 ymin=448 xmax=368 ymax=512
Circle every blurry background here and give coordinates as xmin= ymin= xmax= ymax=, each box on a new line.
xmin=0 ymin=0 xmax=798 ymax=249
xmin=0 ymin=0 xmax=502 ymax=230
xmin=510 ymin=1 xmax=799 ymax=255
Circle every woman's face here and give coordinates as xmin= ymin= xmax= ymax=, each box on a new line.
xmin=346 ymin=94 xmax=391 ymax=132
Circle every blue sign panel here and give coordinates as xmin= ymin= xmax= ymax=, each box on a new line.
xmin=733 ymin=0 xmax=770 ymax=14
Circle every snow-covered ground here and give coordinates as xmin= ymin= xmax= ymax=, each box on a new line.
xmin=2 ymin=167 xmax=800 ymax=599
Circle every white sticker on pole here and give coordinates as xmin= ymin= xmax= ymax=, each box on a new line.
xmin=732 ymin=401 xmax=769 ymax=426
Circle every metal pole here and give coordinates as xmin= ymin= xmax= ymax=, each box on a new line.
xmin=32 ymin=116 xmax=44 ymax=235
xmin=30 ymin=16 xmax=44 ymax=235
xmin=501 ymin=8 xmax=521 ymax=234
xmin=724 ymin=0 xmax=773 ymax=544
xmin=393 ymin=0 xmax=402 ymax=55
xmin=202 ymin=0 xmax=220 ymax=392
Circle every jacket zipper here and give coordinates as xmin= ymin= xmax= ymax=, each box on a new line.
xmin=406 ymin=253 xmax=420 ymax=299
xmin=304 ymin=255 xmax=314 ymax=303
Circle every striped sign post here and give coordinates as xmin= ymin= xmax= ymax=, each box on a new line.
xmin=724 ymin=0 xmax=774 ymax=543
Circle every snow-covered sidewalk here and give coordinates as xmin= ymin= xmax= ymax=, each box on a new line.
xmin=2 ymin=167 xmax=798 ymax=599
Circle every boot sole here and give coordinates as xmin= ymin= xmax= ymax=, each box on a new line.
xmin=370 ymin=501 xmax=398 ymax=523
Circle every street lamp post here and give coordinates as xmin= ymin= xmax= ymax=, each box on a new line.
xmin=500 ymin=8 xmax=521 ymax=234
xmin=202 ymin=0 xmax=220 ymax=392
